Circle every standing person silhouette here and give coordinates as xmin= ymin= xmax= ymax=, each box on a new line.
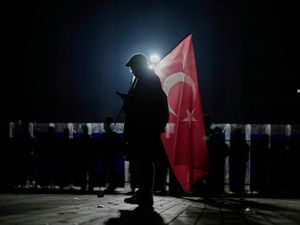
xmin=118 ymin=53 xmax=168 ymax=209
xmin=101 ymin=116 xmax=125 ymax=194
xmin=76 ymin=124 xmax=93 ymax=192
xmin=229 ymin=129 xmax=249 ymax=196
xmin=206 ymin=127 xmax=229 ymax=196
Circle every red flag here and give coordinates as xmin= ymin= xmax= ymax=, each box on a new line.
xmin=154 ymin=34 xmax=209 ymax=192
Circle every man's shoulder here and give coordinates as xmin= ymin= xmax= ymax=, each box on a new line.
xmin=144 ymin=71 xmax=161 ymax=84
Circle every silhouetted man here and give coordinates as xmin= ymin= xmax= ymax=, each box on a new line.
xmin=57 ymin=127 xmax=73 ymax=190
xmin=36 ymin=124 xmax=58 ymax=189
xmin=207 ymin=127 xmax=229 ymax=195
xmin=119 ymin=54 xmax=168 ymax=208
xmin=10 ymin=122 xmax=33 ymax=188
xmin=250 ymin=134 xmax=270 ymax=195
xmin=76 ymin=124 xmax=94 ymax=192
xmin=100 ymin=116 xmax=125 ymax=194
xmin=229 ymin=129 xmax=249 ymax=195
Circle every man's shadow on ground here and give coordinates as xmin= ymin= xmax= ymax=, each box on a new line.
xmin=105 ymin=207 xmax=166 ymax=225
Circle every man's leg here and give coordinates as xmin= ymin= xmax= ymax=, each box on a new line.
xmin=135 ymin=157 xmax=154 ymax=206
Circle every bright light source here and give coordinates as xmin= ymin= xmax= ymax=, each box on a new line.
xmin=297 ymin=89 xmax=300 ymax=94
xmin=150 ymin=55 xmax=161 ymax=64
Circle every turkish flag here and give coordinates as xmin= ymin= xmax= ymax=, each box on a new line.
xmin=154 ymin=34 xmax=209 ymax=192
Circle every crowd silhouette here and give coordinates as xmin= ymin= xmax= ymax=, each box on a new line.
xmin=0 ymin=121 xmax=300 ymax=197
xmin=0 ymin=121 xmax=126 ymax=193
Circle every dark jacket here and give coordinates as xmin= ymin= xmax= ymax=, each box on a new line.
xmin=123 ymin=70 xmax=168 ymax=142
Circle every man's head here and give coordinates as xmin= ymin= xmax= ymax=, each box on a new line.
xmin=125 ymin=53 xmax=149 ymax=78
xmin=81 ymin=124 xmax=89 ymax=135
xmin=104 ymin=116 xmax=114 ymax=132
xmin=63 ymin=127 xmax=70 ymax=138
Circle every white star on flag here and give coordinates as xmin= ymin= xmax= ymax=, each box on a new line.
xmin=182 ymin=109 xmax=197 ymax=127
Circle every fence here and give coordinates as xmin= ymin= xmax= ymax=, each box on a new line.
xmin=1 ymin=122 xmax=300 ymax=193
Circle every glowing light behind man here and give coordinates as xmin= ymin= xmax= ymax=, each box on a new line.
xmin=149 ymin=54 xmax=161 ymax=69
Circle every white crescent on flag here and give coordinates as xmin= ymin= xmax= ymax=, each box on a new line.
xmin=162 ymin=72 xmax=196 ymax=116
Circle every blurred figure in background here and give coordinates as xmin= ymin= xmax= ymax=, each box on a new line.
xmin=57 ymin=127 xmax=73 ymax=190
xmin=11 ymin=121 xmax=34 ymax=189
xmin=206 ymin=127 xmax=229 ymax=196
xmin=0 ymin=123 xmax=10 ymax=190
xmin=36 ymin=124 xmax=58 ymax=189
xmin=75 ymin=124 xmax=94 ymax=192
xmin=251 ymin=134 xmax=270 ymax=195
xmin=229 ymin=129 xmax=249 ymax=196
xmin=100 ymin=116 xmax=125 ymax=194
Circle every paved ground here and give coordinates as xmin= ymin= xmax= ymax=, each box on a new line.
xmin=0 ymin=193 xmax=299 ymax=225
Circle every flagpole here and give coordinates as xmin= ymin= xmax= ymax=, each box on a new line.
xmin=113 ymin=77 xmax=137 ymax=127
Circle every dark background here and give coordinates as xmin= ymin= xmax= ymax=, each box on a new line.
xmin=1 ymin=0 xmax=299 ymax=123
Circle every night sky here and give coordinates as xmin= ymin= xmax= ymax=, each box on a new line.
xmin=1 ymin=0 xmax=299 ymax=123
